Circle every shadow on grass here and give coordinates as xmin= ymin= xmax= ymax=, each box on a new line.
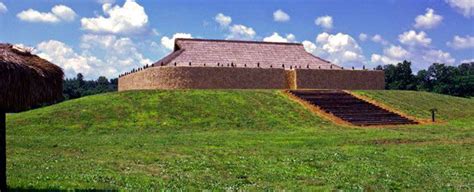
xmin=8 ymin=187 xmax=118 ymax=192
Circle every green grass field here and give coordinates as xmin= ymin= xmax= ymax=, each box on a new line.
xmin=6 ymin=90 xmax=474 ymax=190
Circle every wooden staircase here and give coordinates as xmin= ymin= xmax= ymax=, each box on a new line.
xmin=289 ymin=90 xmax=417 ymax=126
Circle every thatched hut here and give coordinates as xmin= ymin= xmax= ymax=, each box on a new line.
xmin=0 ymin=44 xmax=63 ymax=111
xmin=0 ymin=43 xmax=64 ymax=190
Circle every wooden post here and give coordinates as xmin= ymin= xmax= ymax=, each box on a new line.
xmin=432 ymin=111 xmax=435 ymax=122
xmin=0 ymin=111 xmax=6 ymax=191
xmin=430 ymin=108 xmax=437 ymax=122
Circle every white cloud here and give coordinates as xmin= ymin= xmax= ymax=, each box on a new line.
xmin=81 ymin=0 xmax=148 ymax=34
xmin=215 ymin=13 xmax=232 ymax=27
xmin=263 ymin=32 xmax=296 ymax=43
xmin=17 ymin=5 xmax=76 ymax=23
xmin=384 ymin=45 xmax=409 ymax=59
xmin=161 ymin=33 xmax=193 ymax=50
xmin=370 ymin=43 xmax=455 ymax=70
xmin=414 ymin=8 xmax=443 ymax=29
xmin=286 ymin=34 xmax=296 ymax=42
xmin=12 ymin=44 xmax=36 ymax=55
xmin=315 ymin=15 xmax=333 ymax=30
xmin=302 ymin=40 xmax=316 ymax=53
xmin=17 ymin=9 xmax=59 ymax=23
xmin=445 ymin=0 xmax=474 ymax=18
xmin=461 ymin=59 xmax=474 ymax=63
xmin=398 ymin=30 xmax=432 ymax=47
xmin=35 ymin=35 xmax=152 ymax=79
xmin=447 ymin=35 xmax=474 ymax=49
xmin=370 ymin=45 xmax=409 ymax=65
xmin=371 ymin=34 xmax=389 ymax=45
xmin=97 ymin=0 xmax=116 ymax=4
xmin=36 ymin=40 xmax=94 ymax=77
xmin=151 ymin=28 xmax=159 ymax=36
xmin=273 ymin=9 xmax=290 ymax=22
xmin=213 ymin=12 xmax=257 ymax=40
xmin=307 ymin=32 xmax=365 ymax=67
xmin=81 ymin=34 xmax=152 ymax=72
xmin=422 ymin=49 xmax=455 ymax=65
xmin=359 ymin=33 xmax=368 ymax=41
xmin=0 ymin=2 xmax=7 ymax=13
xmin=226 ymin=24 xmax=256 ymax=40
xmin=371 ymin=54 xmax=399 ymax=65
xmin=51 ymin=5 xmax=77 ymax=22
xmin=371 ymin=34 xmax=383 ymax=42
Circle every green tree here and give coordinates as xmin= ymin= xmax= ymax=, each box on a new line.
xmin=383 ymin=61 xmax=417 ymax=90
xmin=415 ymin=69 xmax=432 ymax=91
xmin=427 ymin=63 xmax=458 ymax=95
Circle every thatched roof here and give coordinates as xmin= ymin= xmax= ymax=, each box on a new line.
xmin=0 ymin=43 xmax=63 ymax=112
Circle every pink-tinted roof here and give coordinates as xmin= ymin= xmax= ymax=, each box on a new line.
xmin=153 ymin=38 xmax=341 ymax=69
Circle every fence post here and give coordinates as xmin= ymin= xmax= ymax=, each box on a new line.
xmin=430 ymin=108 xmax=438 ymax=122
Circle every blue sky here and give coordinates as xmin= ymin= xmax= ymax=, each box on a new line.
xmin=0 ymin=0 xmax=473 ymax=79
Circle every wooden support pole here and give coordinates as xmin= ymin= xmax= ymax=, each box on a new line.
xmin=0 ymin=111 xmax=6 ymax=191
xmin=430 ymin=108 xmax=437 ymax=122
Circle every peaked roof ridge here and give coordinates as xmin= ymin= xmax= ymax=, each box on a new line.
xmin=175 ymin=38 xmax=303 ymax=46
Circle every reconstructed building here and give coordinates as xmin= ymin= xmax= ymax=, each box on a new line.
xmin=118 ymin=38 xmax=384 ymax=91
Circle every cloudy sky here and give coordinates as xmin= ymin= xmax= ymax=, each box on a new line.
xmin=0 ymin=0 xmax=473 ymax=79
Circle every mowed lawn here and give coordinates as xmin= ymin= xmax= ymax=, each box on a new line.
xmin=6 ymin=90 xmax=474 ymax=190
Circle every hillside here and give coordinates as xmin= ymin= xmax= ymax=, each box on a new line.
xmin=6 ymin=90 xmax=474 ymax=190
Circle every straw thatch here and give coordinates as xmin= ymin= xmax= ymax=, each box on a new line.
xmin=0 ymin=43 xmax=63 ymax=112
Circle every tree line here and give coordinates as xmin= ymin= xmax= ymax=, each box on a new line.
xmin=63 ymin=73 xmax=118 ymax=100
xmin=377 ymin=61 xmax=474 ymax=97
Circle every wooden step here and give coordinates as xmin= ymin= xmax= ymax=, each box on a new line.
xmin=290 ymin=90 xmax=417 ymax=126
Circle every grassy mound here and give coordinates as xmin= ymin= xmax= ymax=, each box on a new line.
xmin=354 ymin=90 xmax=474 ymax=121
xmin=6 ymin=90 xmax=474 ymax=190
